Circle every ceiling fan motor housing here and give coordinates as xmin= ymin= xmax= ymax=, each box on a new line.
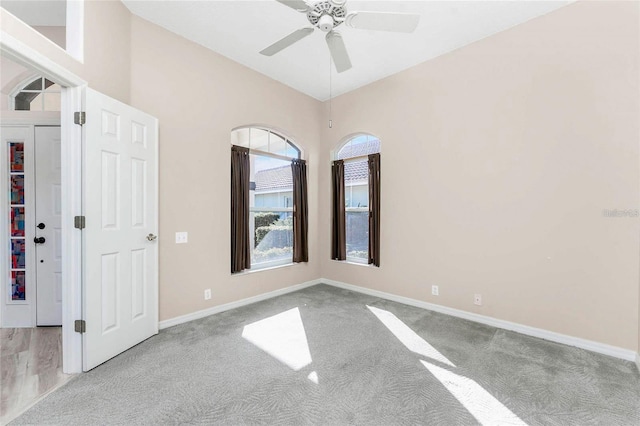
xmin=307 ymin=0 xmax=346 ymax=31
xmin=318 ymin=14 xmax=334 ymax=32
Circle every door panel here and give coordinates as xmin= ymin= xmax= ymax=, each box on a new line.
xmin=35 ymin=126 xmax=62 ymax=326
xmin=83 ymin=88 xmax=158 ymax=371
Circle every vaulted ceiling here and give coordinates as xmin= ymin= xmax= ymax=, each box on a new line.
xmin=3 ymin=0 xmax=573 ymax=101
xmin=122 ymin=1 xmax=572 ymax=100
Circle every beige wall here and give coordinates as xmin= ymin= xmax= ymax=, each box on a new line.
xmin=0 ymin=57 xmax=28 ymax=110
xmin=128 ymin=17 xmax=322 ymax=321
xmin=1 ymin=1 xmax=322 ymax=322
xmin=33 ymin=26 xmax=66 ymax=49
xmin=2 ymin=0 xmax=638 ymax=353
xmin=0 ymin=0 xmax=131 ymax=104
xmin=320 ymin=0 xmax=640 ymax=352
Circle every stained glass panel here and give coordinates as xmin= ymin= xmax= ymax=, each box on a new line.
xmin=11 ymin=175 xmax=24 ymax=204
xmin=8 ymin=141 xmax=27 ymax=302
xmin=11 ymin=207 xmax=25 ymax=237
xmin=10 ymin=143 xmax=24 ymax=172
xmin=11 ymin=271 xmax=26 ymax=301
xmin=11 ymin=239 xmax=26 ymax=269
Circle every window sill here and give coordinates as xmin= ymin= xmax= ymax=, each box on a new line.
xmin=232 ymin=261 xmax=298 ymax=276
xmin=330 ymin=259 xmax=376 ymax=268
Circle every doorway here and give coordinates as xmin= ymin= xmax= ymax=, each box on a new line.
xmin=2 ymin=22 xmax=160 ymax=379
xmin=1 ymin=36 xmax=84 ymax=377
xmin=2 ymin=123 xmax=63 ymax=327
xmin=0 ymin=59 xmax=68 ymax=422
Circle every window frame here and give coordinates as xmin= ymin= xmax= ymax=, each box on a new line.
xmin=9 ymin=75 xmax=62 ymax=112
xmin=334 ymin=133 xmax=381 ymax=265
xmin=231 ymin=126 xmax=302 ymax=272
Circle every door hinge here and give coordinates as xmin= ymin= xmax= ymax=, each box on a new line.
xmin=74 ymin=111 xmax=86 ymax=126
xmin=74 ymin=320 xmax=86 ymax=333
xmin=74 ymin=216 xmax=85 ymax=230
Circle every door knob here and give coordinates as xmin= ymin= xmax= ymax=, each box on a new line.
xmin=34 ymin=237 xmax=46 ymax=244
xmin=146 ymin=233 xmax=157 ymax=241
xmin=37 ymin=223 xmax=45 ymax=229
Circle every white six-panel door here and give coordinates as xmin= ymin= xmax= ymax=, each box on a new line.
xmin=35 ymin=126 xmax=63 ymax=326
xmin=83 ymin=88 xmax=158 ymax=371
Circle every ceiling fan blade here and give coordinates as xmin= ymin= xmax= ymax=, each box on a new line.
xmin=325 ymin=31 xmax=352 ymax=73
xmin=260 ymin=28 xmax=314 ymax=56
xmin=275 ymin=0 xmax=309 ymax=12
xmin=346 ymin=11 xmax=420 ymax=33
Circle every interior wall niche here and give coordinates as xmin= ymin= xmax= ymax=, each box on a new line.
xmin=1 ymin=1 xmax=66 ymax=49
xmin=1 ymin=0 xmax=84 ymax=61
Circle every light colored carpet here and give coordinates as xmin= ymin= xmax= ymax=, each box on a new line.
xmin=11 ymin=284 xmax=640 ymax=425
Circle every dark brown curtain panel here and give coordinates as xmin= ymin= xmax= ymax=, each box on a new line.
xmin=368 ymin=153 xmax=381 ymax=267
xmin=291 ymin=159 xmax=308 ymax=263
xmin=231 ymin=145 xmax=251 ymax=273
xmin=331 ymin=160 xmax=346 ymax=260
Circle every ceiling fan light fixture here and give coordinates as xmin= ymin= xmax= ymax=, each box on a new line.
xmin=318 ymin=14 xmax=335 ymax=32
xmin=329 ymin=0 xmax=347 ymax=6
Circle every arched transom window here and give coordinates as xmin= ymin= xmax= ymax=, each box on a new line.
xmin=11 ymin=76 xmax=61 ymax=112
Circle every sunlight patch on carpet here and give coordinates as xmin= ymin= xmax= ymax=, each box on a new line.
xmin=242 ymin=307 xmax=312 ymax=371
xmin=421 ymin=360 xmax=528 ymax=426
xmin=367 ymin=305 xmax=455 ymax=367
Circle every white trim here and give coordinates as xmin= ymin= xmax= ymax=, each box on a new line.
xmin=231 ymin=261 xmax=299 ymax=276
xmin=0 ymin=3 xmax=83 ymax=63
xmin=60 ymin=85 xmax=84 ymax=374
xmin=0 ymin=32 xmax=86 ymax=87
xmin=159 ymin=279 xmax=323 ymax=330
xmin=6 ymin=72 xmax=39 ymax=110
xmin=66 ymin=0 xmax=85 ymax=63
xmin=1 ymin=112 xmax=61 ymax=126
xmin=343 ymin=257 xmax=369 ymax=266
xmin=321 ymin=278 xmax=638 ymax=362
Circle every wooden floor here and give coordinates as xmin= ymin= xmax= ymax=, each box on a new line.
xmin=1 ymin=327 xmax=73 ymax=424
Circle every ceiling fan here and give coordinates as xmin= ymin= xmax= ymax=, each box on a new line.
xmin=260 ymin=0 xmax=421 ymax=73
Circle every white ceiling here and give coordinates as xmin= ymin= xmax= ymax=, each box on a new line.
xmin=4 ymin=0 xmax=572 ymax=101
xmin=122 ymin=0 xmax=572 ymax=101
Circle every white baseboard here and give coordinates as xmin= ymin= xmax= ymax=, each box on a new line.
xmin=321 ymin=278 xmax=638 ymax=362
xmin=159 ymin=279 xmax=322 ymax=330
xmin=158 ymin=276 xmax=638 ymax=364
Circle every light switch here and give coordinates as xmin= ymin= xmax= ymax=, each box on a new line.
xmin=175 ymin=232 xmax=188 ymax=244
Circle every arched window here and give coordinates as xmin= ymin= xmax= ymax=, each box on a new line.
xmin=232 ymin=127 xmax=300 ymax=159
xmin=335 ymin=134 xmax=380 ymax=160
xmin=10 ymin=76 xmax=61 ymax=112
xmin=333 ymin=134 xmax=381 ymax=265
xmin=231 ymin=127 xmax=305 ymax=271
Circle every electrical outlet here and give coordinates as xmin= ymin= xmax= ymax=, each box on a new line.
xmin=175 ymin=232 xmax=188 ymax=244
xmin=204 ymin=289 xmax=211 ymax=300
xmin=431 ymin=285 xmax=439 ymax=296
xmin=474 ymin=294 xmax=482 ymax=306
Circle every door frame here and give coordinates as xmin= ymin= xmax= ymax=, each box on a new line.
xmin=1 ymin=31 xmax=85 ymax=373
xmin=1 ymin=120 xmax=60 ymax=328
